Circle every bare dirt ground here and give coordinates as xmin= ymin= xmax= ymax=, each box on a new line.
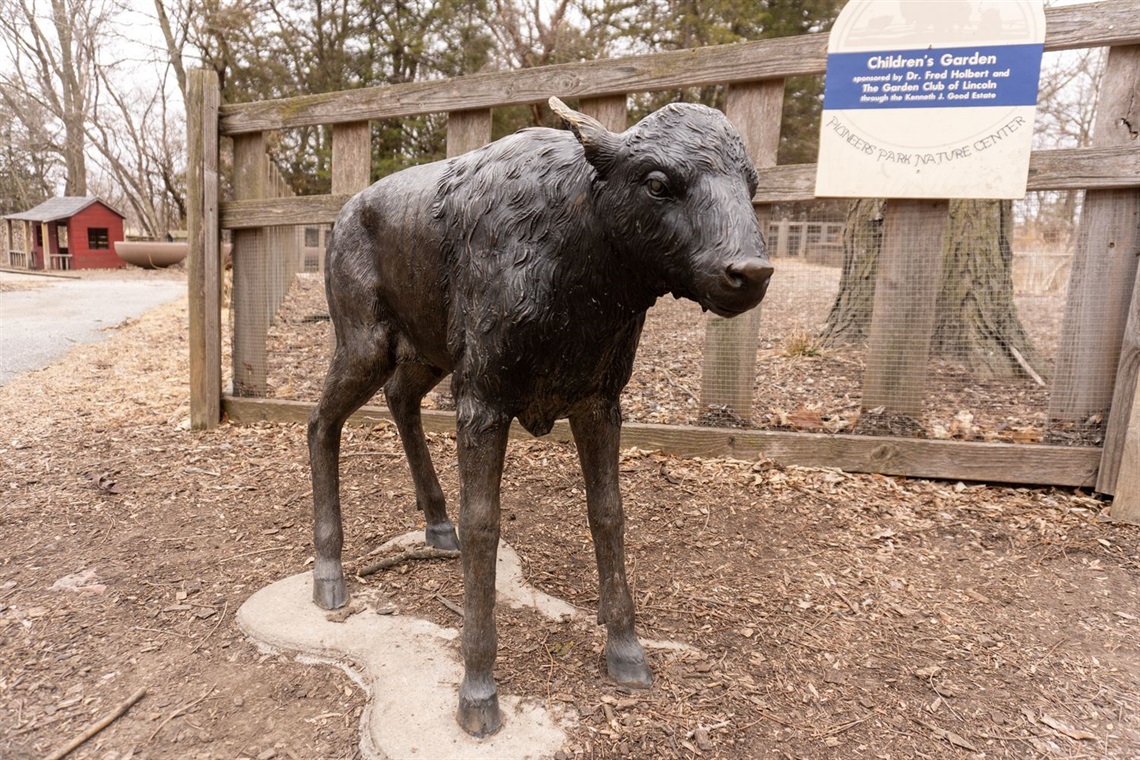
xmin=2 ymin=269 xmax=1138 ymax=760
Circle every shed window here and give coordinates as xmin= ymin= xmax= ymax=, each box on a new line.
xmin=88 ymin=228 xmax=109 ymax=249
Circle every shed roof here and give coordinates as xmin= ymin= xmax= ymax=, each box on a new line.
xmin=3 ymin=197 xmax=126 ymax=223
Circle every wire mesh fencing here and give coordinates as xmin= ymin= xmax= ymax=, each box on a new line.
xmin=228 ymin=189 xmax=1120 ymax=449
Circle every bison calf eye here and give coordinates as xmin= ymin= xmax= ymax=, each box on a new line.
xmin=644 ymin=172 xmax=671 ymax=199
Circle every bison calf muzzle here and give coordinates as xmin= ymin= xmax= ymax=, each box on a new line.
xmin=308 ymin=96 xmax=772 ymax=737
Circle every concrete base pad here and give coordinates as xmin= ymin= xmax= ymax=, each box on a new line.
xmin=237 ymin=534 xmax=571 ymax=759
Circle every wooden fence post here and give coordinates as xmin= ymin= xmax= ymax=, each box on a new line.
xmin=699 ymin=80 xmax=784 ymax=421
xmin=1049 ymin=45 xmax=1140 ymax=426
xmin=447 ymin=109 xmax=492 ymax=158
xmin=1100 ymin=260 xmax=1140 ymax=495
xmin=331 ymin=122 xmax=372 ymax=288
xmin=326 ymin=122 xmax=373 ymax=354
xmin=579 ymin=96 xmax=627 ymax=132
xmin=860 ymin=200 xmax=950 ymax=420
xmin=187 ymin=68 xmax=222 ymax=429
xmin=232 ymin=132 xmax=270 ymax=397
xmin=1109 ymin=374 xmax=1140 ymax=522
xmin=333 ymin=122 xmax=372 ymax=193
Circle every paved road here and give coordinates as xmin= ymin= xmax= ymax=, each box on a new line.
xmin=0 ymin=275 xmax=186 ymax=385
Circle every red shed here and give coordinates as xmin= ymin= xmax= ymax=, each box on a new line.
xmin=2 ymin=197 xmax=126 ymax=271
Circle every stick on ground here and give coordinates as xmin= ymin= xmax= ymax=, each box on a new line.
xmin=357 ymin=546 xmax=460 ymax=577
xmin=45 ymin=686 xmax=147 ymax=760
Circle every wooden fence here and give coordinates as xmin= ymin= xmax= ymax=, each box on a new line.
xmin=230 ymin=156 xmax=304 ymax=397
xmin=186 ymin=0 xmax=1140 ymax=520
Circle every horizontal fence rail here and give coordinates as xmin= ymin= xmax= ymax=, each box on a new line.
xmin=223 ymin=397 xmax=1103 ymax=488
xmin=219 ymin=144 xmax=1140 ymax=230
xmin=216 ymin=0 xmax=1140 ymax=135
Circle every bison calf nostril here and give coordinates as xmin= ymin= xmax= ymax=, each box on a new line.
xmin=725 ymin=260 xmax=774 ymax=290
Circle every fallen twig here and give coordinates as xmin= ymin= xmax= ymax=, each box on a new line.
xmin=813 ymin=714 xmax=870 ymax=738
xmin=190 ymin=601 xmax=229 ymax=653
xmin=1009 ymin=345 xmax=1046 ymax=387
xmin=147 ymin=686 xmax=215 ymax=743
xmin=831 ymin=586 xmax=860 ymax=615
xmin=912 ymin=717 xmax=978 ymax=752
xmin=357 ymin=546 xmax=460 ymax=577
xmin=436 ymin=593 xmax=465 ymax=617
xmin=45 ymin=686 xmax=147 ymax=760
xmin=340 ymin=451 xmax=404 ymax=458
xmin=217 ymin=545 xmax=292 ymax=563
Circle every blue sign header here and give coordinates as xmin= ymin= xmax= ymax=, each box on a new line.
xmin=823 ymin=43 xmax=1043 ymax=110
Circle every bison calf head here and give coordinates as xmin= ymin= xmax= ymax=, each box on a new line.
xmin=550 ymin=96 xmax=772 ymax=317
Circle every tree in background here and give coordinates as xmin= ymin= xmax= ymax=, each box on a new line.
xmin=0 ymin=0 xmax=187 ymax=235
xmin=0 ymin=100 xmax=55 ymax=214
xmin=168 ymin=0 xmax=844 ymax=192
xmin=0 ymin=0 xmax=114 ymax=196
xmin=821 ymin=195 xmax=1049 ymax=382
xmin=626 ymin=0 xmax=843 ymax=163
xmin=1026 ymin=47 xmax=1105 ymax=246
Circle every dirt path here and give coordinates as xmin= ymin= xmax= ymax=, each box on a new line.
xmin=1 ymin=290 xmax=1138 ymax=759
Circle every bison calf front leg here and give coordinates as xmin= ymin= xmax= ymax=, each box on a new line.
xmin=455 ymin=405 xmax=512 ymax=737
xmin=570 ymin=401 xmax=653 ymax=689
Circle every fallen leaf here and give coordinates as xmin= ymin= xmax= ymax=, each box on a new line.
xmin=919 ymin=720 xmax=978 ymax=752
xmin=1040 ymin=715 xmax=1097 ymax=741
xmin=787 ymin=408 xmax=825 ymax=431
xmin=931 ymin=681 xmax=963 ymax=698
xmin=914 ymin=665 xmax=943 ymax=680
xmin=1009 ymin=427 xmax=1041 ymax=443
xmin=940 ymin=728 xmax=978 ymax=752
xmin=86 ymin=471 xmax=124 ymax=494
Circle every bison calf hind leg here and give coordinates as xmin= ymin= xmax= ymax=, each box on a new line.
xmin=384 ymin=363 xmax=460 ymax=551
xmin=309 ymin=325 xmax=393 ymax=610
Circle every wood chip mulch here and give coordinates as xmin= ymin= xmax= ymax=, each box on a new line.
xmin=1 ymin=271 xmax=1138 ymax=759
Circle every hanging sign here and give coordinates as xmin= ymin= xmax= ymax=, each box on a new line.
xmin=814 ymin=0 xmax=1045 ymax=199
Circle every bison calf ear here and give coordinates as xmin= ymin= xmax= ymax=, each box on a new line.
xmin=548 ymin=96 xmax=620 ymax=178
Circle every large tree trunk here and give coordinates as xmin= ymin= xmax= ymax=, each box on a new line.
xmin=820 ymin=198 xmax=883 ymax=346
xmin=51 ymin=0 xmax=88 ymax=196
xmin=933 ymin=200 xmax=1046 ymax=380
xmin=820 ymin=199 xmax=1046 ymax=381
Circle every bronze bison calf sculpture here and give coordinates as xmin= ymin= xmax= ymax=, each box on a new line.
xmin=309 ymin=96 xmax=772 ymax=737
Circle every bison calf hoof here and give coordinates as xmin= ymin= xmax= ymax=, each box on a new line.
xmin=312 ymin=575 xmax=348 ymax=610
xmin=607 ymin=640 xmax=653 ymax=689
xmin=456 ymin=690 xmax=502 ymax=738
xmin=608 ymin=658 xmax=653 ymax=689
xmin=426 ymin=521 xmax=460 ymax=552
